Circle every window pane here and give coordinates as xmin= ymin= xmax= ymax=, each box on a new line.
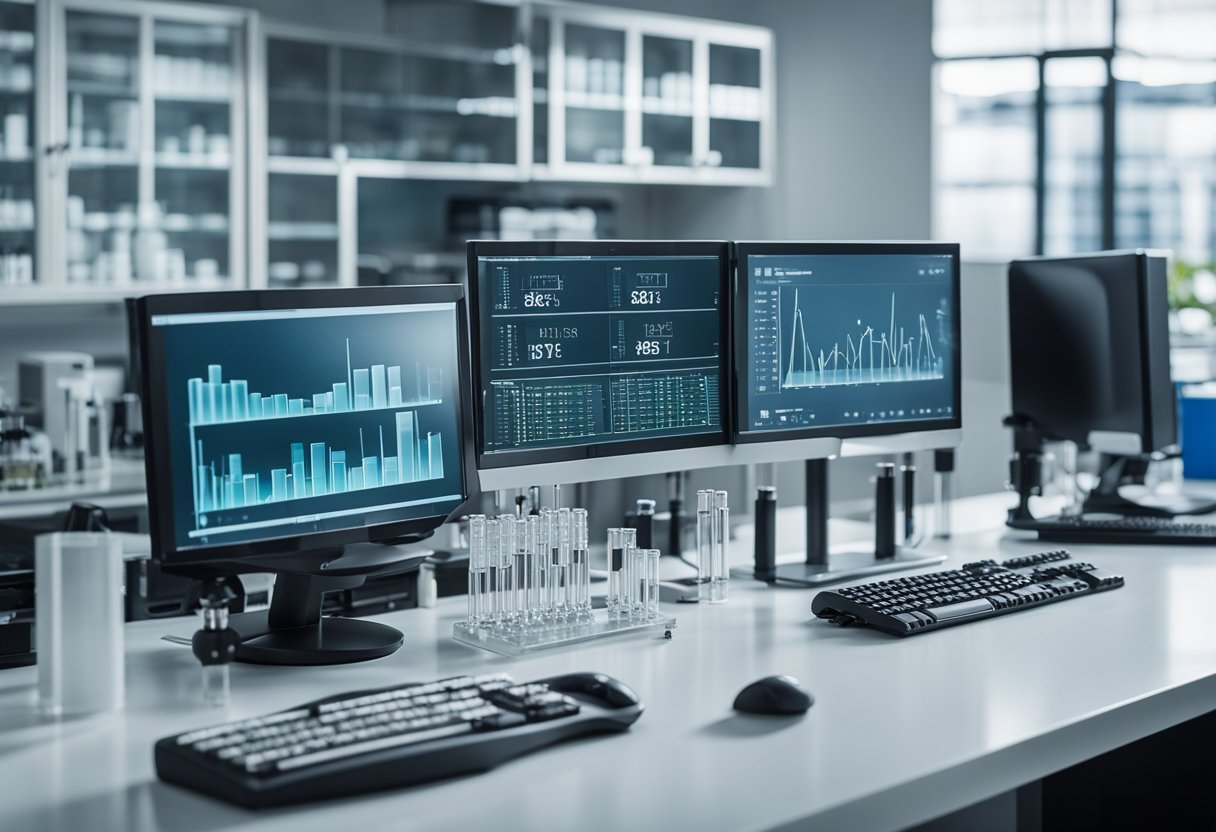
xmin=934 ymin=0 xmax=1111 ymax=57
xmin=1043 ymin=57 xmax=1106 ymax=255
xmin=1118 ymin=0 xmax=1216 ymax=60
xmin=1114 ymin=56 xmax=1216 ymax=263
xmin=934 ymin=59 xmax=1038 ymax=259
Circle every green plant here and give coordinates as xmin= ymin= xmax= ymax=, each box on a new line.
xmin=1168 ymin=259 xmax=1216 ymax=315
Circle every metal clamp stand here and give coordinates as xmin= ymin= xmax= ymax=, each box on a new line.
xmin=766 ymin=458 xmax=946 ymax=587
xmin=192 ymin=578 xmax=241 ymax=705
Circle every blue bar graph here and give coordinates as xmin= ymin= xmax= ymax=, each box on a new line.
xmin=185 ymin=337 xmax=443 ymax=426
xmin=191 ymin=407 xmax=445 ymax=515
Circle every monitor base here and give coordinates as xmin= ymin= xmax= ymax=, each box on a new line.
xmin=1083 ymin=453 xmax=1216 ymax=518
xmin=228 ymin=612 xmax=403 ymax=665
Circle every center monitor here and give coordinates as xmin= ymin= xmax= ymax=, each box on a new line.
xmin=467 ymin=240 xmax=734 ymax=489
xmin=734 ymin=242 xmax=962 ymax=445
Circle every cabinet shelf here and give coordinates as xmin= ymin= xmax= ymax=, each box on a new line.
xmin=268 ymin=222 xmax=340 ymax=241
xmin=66 ymin=80 xmax=138 ymax=98
xmin=67 ymin=148 xmax=140 ymax=167
xmin=155 ymin=153 xmax=232 ymax=170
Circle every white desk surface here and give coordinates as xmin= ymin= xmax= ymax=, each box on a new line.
xmin=4 ymin=492 xmax=1216 ymax=832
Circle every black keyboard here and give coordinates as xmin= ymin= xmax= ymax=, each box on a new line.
xmin=155 ymin=672 xmax=642 ymax=808
xmin=1009 ymin=514 xmax=1216 ymax=545
xmin=811 ymin=550 xmax=1123 ymax=636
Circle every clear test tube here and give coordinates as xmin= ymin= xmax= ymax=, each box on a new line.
xmin=696 ymin=489 xmax=713 ymax=599
xmin=484 ymin=517 xmax=500 ymax=624
xmin=642 ymin=548 xmax=660 ymax=620
xmin=466 ymin=514 xmax=487 ymax=627
xmin=497 ymin=513 xmax=517 ymax=628
xmin=606 ymin=527 xmax=625 ymax=618
xmin=572 ymin=508 xmax=593 ymax=622
xmin=620 ymin=527 xmax=637 ymax=617
xmin=556 ymin=507 xmax=572 ymax=621
xmin=526 ymin=513 xmax=542 ymax=625
xmin=514 ymin=516 xmax=530 ymax=626
xmin=542 ymin=508 xmax=557 ymax=621
xmin=629 ymin=547 xmax=648 ymax=618
xmin=710 ymin=490 xmax=729 ymax=603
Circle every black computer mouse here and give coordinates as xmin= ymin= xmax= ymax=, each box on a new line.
xmin=733 ymin=675 xmax=814 ymax=715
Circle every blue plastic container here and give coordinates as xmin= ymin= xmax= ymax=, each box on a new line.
xmin=1180 ymin=385 xmax=1216 ymax=479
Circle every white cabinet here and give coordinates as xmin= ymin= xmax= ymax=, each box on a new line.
xmin=529 ymin=2 xmax=773 ymax=186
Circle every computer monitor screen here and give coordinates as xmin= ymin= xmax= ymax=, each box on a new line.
xmin=734 ymin=242 xmax=961 ymax=442
xmin=139 ymin=286 xmax=474 ymax=568
xmin=1008 ymin=250 xmax=1174 ymax=454
xmin=467 ymin=241 xmax=731 ymax=485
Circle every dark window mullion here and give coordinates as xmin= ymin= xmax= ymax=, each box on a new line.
xmin=1102 ymin=53 xmax=1116 ymax=250
xmin=1035 ymin=56 xmax=1046 ymax=256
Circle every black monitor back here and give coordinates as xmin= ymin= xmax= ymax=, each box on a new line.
xmin=1008 ymin=250 xmax=1175 ymax=454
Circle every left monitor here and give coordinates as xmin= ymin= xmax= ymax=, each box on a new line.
xmin=467 ymin=240 xmax=735 ymax=489
xmin=137 ymin=286 xmax=476 ymax=664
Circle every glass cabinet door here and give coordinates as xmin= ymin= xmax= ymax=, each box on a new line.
xmin=267 ymin=172 xmax=339 ymax=287
xmin=0 ymin=1 xmax=35 ymax=287
xmin=708 ymin=42 xmax=764 ymax=170
xmin=561 ymin=22 xmax=627 ymax=166
xmin=531 ymin=16 xmax=549 ymax=166
xmin=338 ymin=45 xmax=518 ymax=165
xmin=266 ymin=37 xmax=332 ymax=159
xmin=153 ymin=19 xmax=237 ymax=286
xmin=64 ymin=10 xmax=140 ymax=286
xmin=62 ymin=5 xmax=245 ymax=290
xmin=641 ymin=34 xmax=694 ymax=168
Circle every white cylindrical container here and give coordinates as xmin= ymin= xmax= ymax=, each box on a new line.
xmin=36 ymin=532 xmax=125 ymax=716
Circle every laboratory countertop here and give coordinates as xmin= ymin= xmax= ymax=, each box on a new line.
xmin=3 ymin=492 xmax=1216 ymax=832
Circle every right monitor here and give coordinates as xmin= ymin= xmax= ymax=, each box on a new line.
xmin=1007 ymin=250 xmax=1175 ymax=455
xmin=734 ymin=242 xmax=962 ymax=442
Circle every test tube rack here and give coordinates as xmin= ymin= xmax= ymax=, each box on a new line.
xmin=453 ymin=509 xmax=676 ymax=657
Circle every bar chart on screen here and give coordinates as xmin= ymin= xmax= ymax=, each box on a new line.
xmin=182 ymin=339 xmax=449 ymax=528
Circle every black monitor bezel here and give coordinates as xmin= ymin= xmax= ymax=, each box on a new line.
xmin=1007 ymin=250 xmax=1173 ymax=454
xmin=137 ymin=285 xmax=480 ymax=570
xmin=731 ymin=241 xmax=963 ymax=443
xmin=466 ymin=239 xmax=733 ymax=471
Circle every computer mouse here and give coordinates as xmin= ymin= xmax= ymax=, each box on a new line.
xmin=544 ymin=672 xmax=642 ymax=709
xmin=733 ymin=675 xmax=814 ymax=716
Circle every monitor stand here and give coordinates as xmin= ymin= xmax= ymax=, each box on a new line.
xmin=1082 ymin=454 xmax=1216 ymax=518
xmin=187 ymin=542 xmax=430 ymax=666
xmin=771 ymin=458 xmax=945 ymax=587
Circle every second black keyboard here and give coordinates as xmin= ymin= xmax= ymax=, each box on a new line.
xmin=1008 ymin=514 xmax=1216 ymax=545
xmin=811 ymin=550 xmax=1124 ymax=636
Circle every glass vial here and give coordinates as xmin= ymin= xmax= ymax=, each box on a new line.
xmin=526 ymin=513 xmax=542 ymax=625
xmin=556 ymin=507 xmax=572 ymax=621
xmin=467 ymin=514 xmax=487 ymax=627
xmin=607 ymin=527 xmax=625 ymax=618
xmin=514 ymin=516 xmax=530 ymax=627
xmin=709 ymin=490 xmax=729 ymax=603
xmin=696 ymin=489 xmax=713 ymax=598
xmin=572 ymin=508 xmax=593 ymax=622
xmin=620 ymin=527 xmax=637 ymax=617
xmin=497 ymin=513 xmax=517 ymax=629
xmin=642 ymin=548 xmax=660 ymax=620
